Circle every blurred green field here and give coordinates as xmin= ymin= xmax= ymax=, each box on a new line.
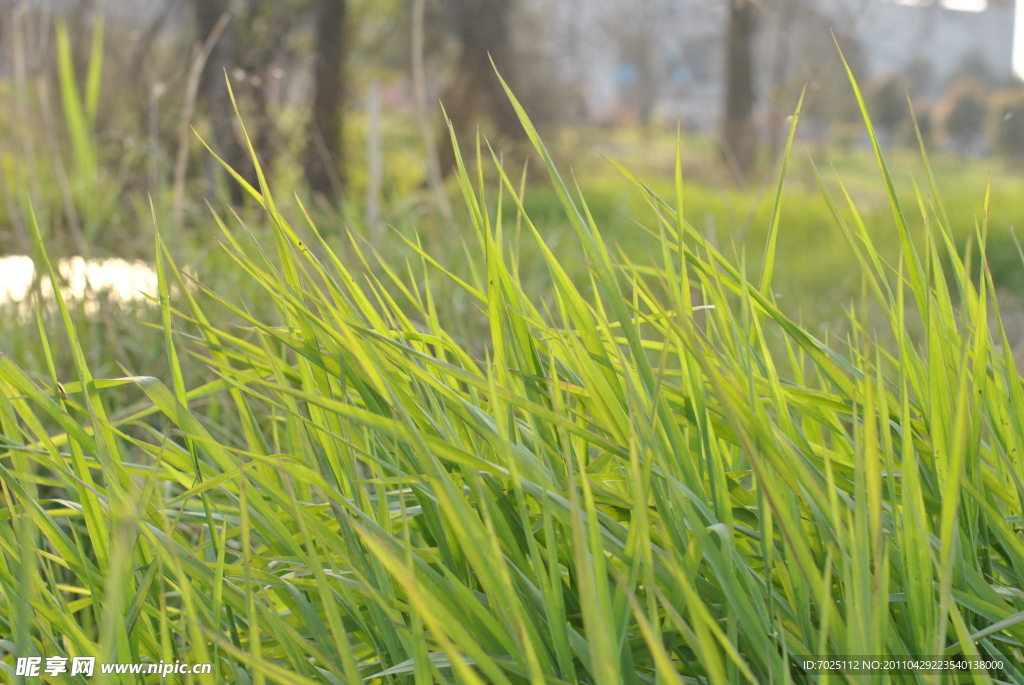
xmin=542 ymin=128 xmax=1024 ymax=305
xmin=6 ymin=122 xmax=1024 ymax=395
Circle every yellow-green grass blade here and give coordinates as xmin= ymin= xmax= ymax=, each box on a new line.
xmin=758 ymin=87 xmax=805 ymax=296
xmin=836 ymin=36 xmax=927 ymax=313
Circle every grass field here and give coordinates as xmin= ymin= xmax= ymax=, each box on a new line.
xmin=3 ymin=56 xmax=1024 ymax=684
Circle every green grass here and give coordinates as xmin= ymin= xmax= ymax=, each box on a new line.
xmin=527 ymin=130 xmax=1024 ymax=315
xmin=3 ymin=65 xmax=1024 ymax=685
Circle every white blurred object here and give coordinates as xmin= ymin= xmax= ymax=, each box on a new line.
xmin=893 ymin=0 xmax=988 ymax=9
xmin=940 ymin=0 xmax=987 ymax=11
xmin=0 ymin=255 xmax=160 ymax=308
xmin=0 ymin=256 xmax=35 ymax=303
xmin=1016 ymin=0 xmax=1024 ymax=80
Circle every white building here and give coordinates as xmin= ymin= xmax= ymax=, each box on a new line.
xmin=540 ymin=0 xmax=1018 ymax=129
xmin=832 ymin=0 xmax=1015 ymax=88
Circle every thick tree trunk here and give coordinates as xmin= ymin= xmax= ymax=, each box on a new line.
xmin=192 ymin=0 xmax=251 ymax=203
xmin=722 ymin=0 xmax=757 ymax=182
xmin=304 ymin=0 xmax=347 ymax=202
xmin=438 ymin=0 xmax=519 ymax=175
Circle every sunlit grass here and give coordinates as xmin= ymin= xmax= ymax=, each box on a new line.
xmin=2 ymin=62 xmax=1023 ymax=685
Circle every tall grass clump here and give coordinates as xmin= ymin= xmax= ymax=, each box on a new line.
xmin=2 ymin=62 xmax=1024 ymax=684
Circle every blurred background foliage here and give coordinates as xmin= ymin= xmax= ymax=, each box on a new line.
xmin=4 ymin=0 xmax=1024 ymax=384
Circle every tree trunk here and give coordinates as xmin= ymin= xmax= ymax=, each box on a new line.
xmin=192 ymin=0 xmax=251 ymax=203
xmin=438 ymin=0 xmax=519 ymax=175
xmin=412 ymin=0 xmax=453 ymax=219
xmin=722 ymin=0 xmax=757 ymax=182
xmin=767 ymin=0 xmax=794 ymax=158
xmin=304 ymin=0 xmax=347 ymax=202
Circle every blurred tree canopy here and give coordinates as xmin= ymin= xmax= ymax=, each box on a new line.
xmin=941 ymin=79 xmax=989 ymax=154
xmin=870 ymin=74 xmax=910 ymax=142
